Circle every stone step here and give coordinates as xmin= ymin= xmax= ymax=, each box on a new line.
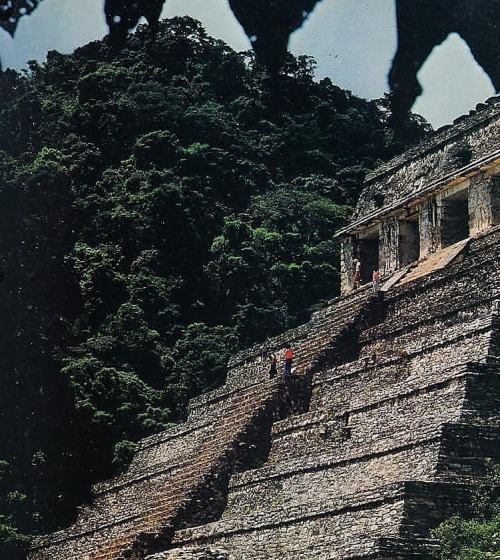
xmin=31 ymin=380 xmax=287 ymax=560
xmin=187 ymin=376 xmax=287 ymax=422
xmin=91 ymin=380 xmax=284 ymax=499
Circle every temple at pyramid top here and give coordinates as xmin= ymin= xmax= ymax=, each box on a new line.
xmin=336 ymin=96 xmax=500 ymax=295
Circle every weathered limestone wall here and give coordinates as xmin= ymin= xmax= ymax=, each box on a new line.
xmin=172 ymin=489 xmax=408 ymax=560
xmin=469 ymin=174 xmax=500 ymax=234
xmin=379 ymin=217 xmax=399 ymax=275
xmin=340 ymin=236 xmax=355 ymax=294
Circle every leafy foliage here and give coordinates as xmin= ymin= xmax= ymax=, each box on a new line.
xmin=0 ymin=16 xmax=429 ymax=554
xmin=0 ymin=462 xmax=31 ymax=558
xmin=432 ymin=460 xmax=500 ymax=559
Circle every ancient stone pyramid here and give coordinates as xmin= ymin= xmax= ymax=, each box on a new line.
xmin=30 ymin=98 xmax=500 ymax=560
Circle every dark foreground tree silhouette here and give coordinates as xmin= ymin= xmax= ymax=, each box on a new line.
xmin=1 ymin=0 xmax=499 ymax=119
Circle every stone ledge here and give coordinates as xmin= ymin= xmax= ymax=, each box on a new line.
xmin=92 ymin=460 xmax=184 ymax=498
xmin=148 ymin=546 xmax=230 ymax=560
xmin=314 ymin=361 xmax=495 ymax=418
xmin=279 ymin=361 xmax=473 ymax=434
xmin=31 ymin=510 xmax=143 ymax=551
xmin=365 ymin=97 xmax=500 ymax=185
xmin=230 ymin=431 xmax=441 ymax=490
xmin=270 ymin=409 xmax=346 ymax=437
xmin=376 ymin=536 xmax=440 ymax=560
xmin=187 ymin=378 xmax=274 ymax=418
xmin=171 ymin=481 xmax=472 ymax=546
xmin=229 ymin=421 xmax=500 ymax=492
xmin=360 ymin=300 xmax=495 ymax=348
xmin=172 ymin=483 xmax=407 ymax=544
xmin=135 ymin=418 xmax=213 ymax=452
xmin=152 ymin=535 xmax=439 ymax=560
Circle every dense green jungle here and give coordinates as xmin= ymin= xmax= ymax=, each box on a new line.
xmin=9 ymin=14 xmax=496 ymax=559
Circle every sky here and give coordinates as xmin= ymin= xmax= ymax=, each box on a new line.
xmin=0 ymin=0 xmax=496 ymax=128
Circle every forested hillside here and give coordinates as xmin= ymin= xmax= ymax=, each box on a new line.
xmin=0 ymin=17 xmax=429 ymax=557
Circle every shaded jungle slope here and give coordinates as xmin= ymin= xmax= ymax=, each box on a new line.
xmin=0 ymin=16 xmax=429 ymax=558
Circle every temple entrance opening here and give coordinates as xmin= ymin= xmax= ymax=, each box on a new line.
xmin=440 ymin=187 xmax=469 ymax=247
xmin=399 ymin=216 xmax=420 ymax=266
xmin=356 ymin=226 xmax=379 ymax=284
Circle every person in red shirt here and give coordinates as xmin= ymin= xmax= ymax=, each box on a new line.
xmin=283 ymin=345 xmax=294 ymax=376
xmin=372 ymin=269 xmax=381 ymax=294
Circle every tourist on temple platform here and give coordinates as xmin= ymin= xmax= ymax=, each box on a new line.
xmin=372 ymin=269 xmax=380 ymax=294
xmin=268 ymin=353 xmax=277 ymax=379
xmin=283 ymin=345 xmax=294 ymax=376
xmin=353 ymin=258 xmax=361 ymax=289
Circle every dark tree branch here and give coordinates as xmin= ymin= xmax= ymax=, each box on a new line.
xmin=0 ymin=0 xmax=44 ymax=37
xmin=390 ymin=0 xmax=500 ymax=121
xmin=228 ymin=0 xmax=321 ymax=77
xmin=104 ymin=0 xmax=165 ymax=47
xmin=1 ymin=0 xmax=499 ymax=121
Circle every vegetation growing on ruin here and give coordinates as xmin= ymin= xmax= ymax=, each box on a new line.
xmin=431 ymin=460 xmax=500 ymax=559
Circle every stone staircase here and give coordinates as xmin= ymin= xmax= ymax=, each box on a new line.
xmin=214 ymin=286 xmax=378 ymax=394
xmin=29 ymin=261 xmax=380 ymax=560
xmin=29 ymin=377 xmax=301 ymax=560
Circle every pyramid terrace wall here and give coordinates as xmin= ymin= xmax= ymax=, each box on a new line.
xmin=168 ymin=482 xmax=474 ymax=560
xmin=223 ymin=366 xmax=500 ymax=518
